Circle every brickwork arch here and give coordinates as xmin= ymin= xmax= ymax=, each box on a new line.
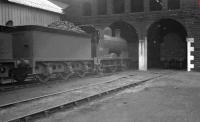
xmin=104 ymin=20 xmax=139 ymax=69
xmin=145 ymin=17 xmax=188 ymax=37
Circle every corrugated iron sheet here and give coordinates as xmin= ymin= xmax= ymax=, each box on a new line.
xmin=0 ymin=2 xmax=61 ymax=26
xmin=8 ymin=0 xmax=63 ymax=14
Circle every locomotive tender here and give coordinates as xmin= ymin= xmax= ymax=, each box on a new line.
xmin=0 ymin=25 xmax=129 ymax=83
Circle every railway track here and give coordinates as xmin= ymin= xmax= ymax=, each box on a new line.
xmin=0 ymin=72 xmax=165 ymax=122
xmin=0 ymin=72 xmax=119 ymax=92
xmin=0 ymin=81 xmax=40 ymax=92
xmin=0 ymin=70 xmax=166 ymax=92
xmin=0 ymin=75 xmax=128 ymax=109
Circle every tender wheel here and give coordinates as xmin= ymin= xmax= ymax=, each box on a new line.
xmin=97 ymin=66 xmax=104 ymax=76
xmin=77 ymin=71 xmax=86 ymax=78
xmin=35 ymin=63 xmax=51 ymax=83
xmin=56 ymin=73 xmax=63 ymax=80
xmin=11 ymin=68 xmax=30 ymax=82
xmin=37 ymin=74 xmax=50 ymax=83
xmin=13 ymin=74 xmax=26 ymax=82
xmin=60 ymin=72 xmax=73 ymax=80
xmin=111 ymin=66 xmax=117 ymax=73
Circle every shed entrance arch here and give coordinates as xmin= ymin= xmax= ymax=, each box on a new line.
xmin=147 ymin=19 xmax=187 ymax=70
xmin=109 ymin=21 xmax=139 ymax=69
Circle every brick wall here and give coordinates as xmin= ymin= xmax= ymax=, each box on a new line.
xmin=185 ymin=19 xmax=200 ymax=71
xmin=64 ymin=0 xmax=200 ymax=71
xmin=64 ymin=0 xmax=198 ymax=18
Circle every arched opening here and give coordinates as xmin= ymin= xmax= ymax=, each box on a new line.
xmin=131 ymin=0 xmax=144 ymax=12
xmin=147 ymin=19 xmax=187 ymax=70
xmin=109 ymin=21 xmax=139 ymax=69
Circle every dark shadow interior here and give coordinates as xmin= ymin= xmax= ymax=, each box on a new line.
xmin=147 ymin=19 xmax=187 ymax=70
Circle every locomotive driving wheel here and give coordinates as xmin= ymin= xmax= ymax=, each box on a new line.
xmin=11 ymin=67 xmax=30 ymax=82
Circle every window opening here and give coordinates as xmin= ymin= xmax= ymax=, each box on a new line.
xmin=150 ymin=0 xmax=163 ymax=11
xmin=97 ymin=0 xmax=107 ymax=15
xmin=131 ymin=0 xmax=144 ymax=12
xmin=168 ymin=0 xmax=180 ymax=10
xmin=113 ymin=0 xmax=125 ymax=14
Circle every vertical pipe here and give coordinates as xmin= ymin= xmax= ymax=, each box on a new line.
xmin=139 ymin=37 xmax=147 ymax=71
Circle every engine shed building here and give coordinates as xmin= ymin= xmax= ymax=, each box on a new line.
xmin=0 ymin=0 xmax=67 ymax=26
xmin=63 ymin=0 xmax=200 ymax=72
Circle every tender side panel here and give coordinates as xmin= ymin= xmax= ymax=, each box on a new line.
xmin=32 ymin=31 xmax=92 ymax=60
xmin=0 ymin=32 xmax=13 ymax=60
xmin=12 ymin=32 xmax=33 ymax=59
xmin=0 ymin=32 xmax=14 ymax=79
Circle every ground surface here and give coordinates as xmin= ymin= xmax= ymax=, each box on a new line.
xmin=0 ymin=71 xmax=136 ymax=106
xmin=36 ymin=71 xmax=200 ymax=122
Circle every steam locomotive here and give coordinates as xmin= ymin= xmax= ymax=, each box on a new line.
xmin=0 ymin=23 xmax=130 ymax=83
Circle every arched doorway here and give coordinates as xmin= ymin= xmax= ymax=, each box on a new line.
xmin=109 ymin=21 xmax=139 ymax=69
xmin=147 ymin=19 xmax=187 ymax=70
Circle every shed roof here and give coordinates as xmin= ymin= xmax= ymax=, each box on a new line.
xmin=48 ymin=0 xmax=69 ymax=10
xmin=8 ymin=0 xmax=64 ymax=14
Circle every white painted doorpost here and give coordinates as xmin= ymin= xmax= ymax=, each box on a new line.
xmin=187 ymin=38 xmax=194 ymax=72
xmin=139 ymin=37 xmax=147 ymax=71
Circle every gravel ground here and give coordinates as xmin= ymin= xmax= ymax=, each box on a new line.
xmin=0 ymin=71 xmax=137 ymax=106
xmin=35 ymin=71 xmax=200 ymax=122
